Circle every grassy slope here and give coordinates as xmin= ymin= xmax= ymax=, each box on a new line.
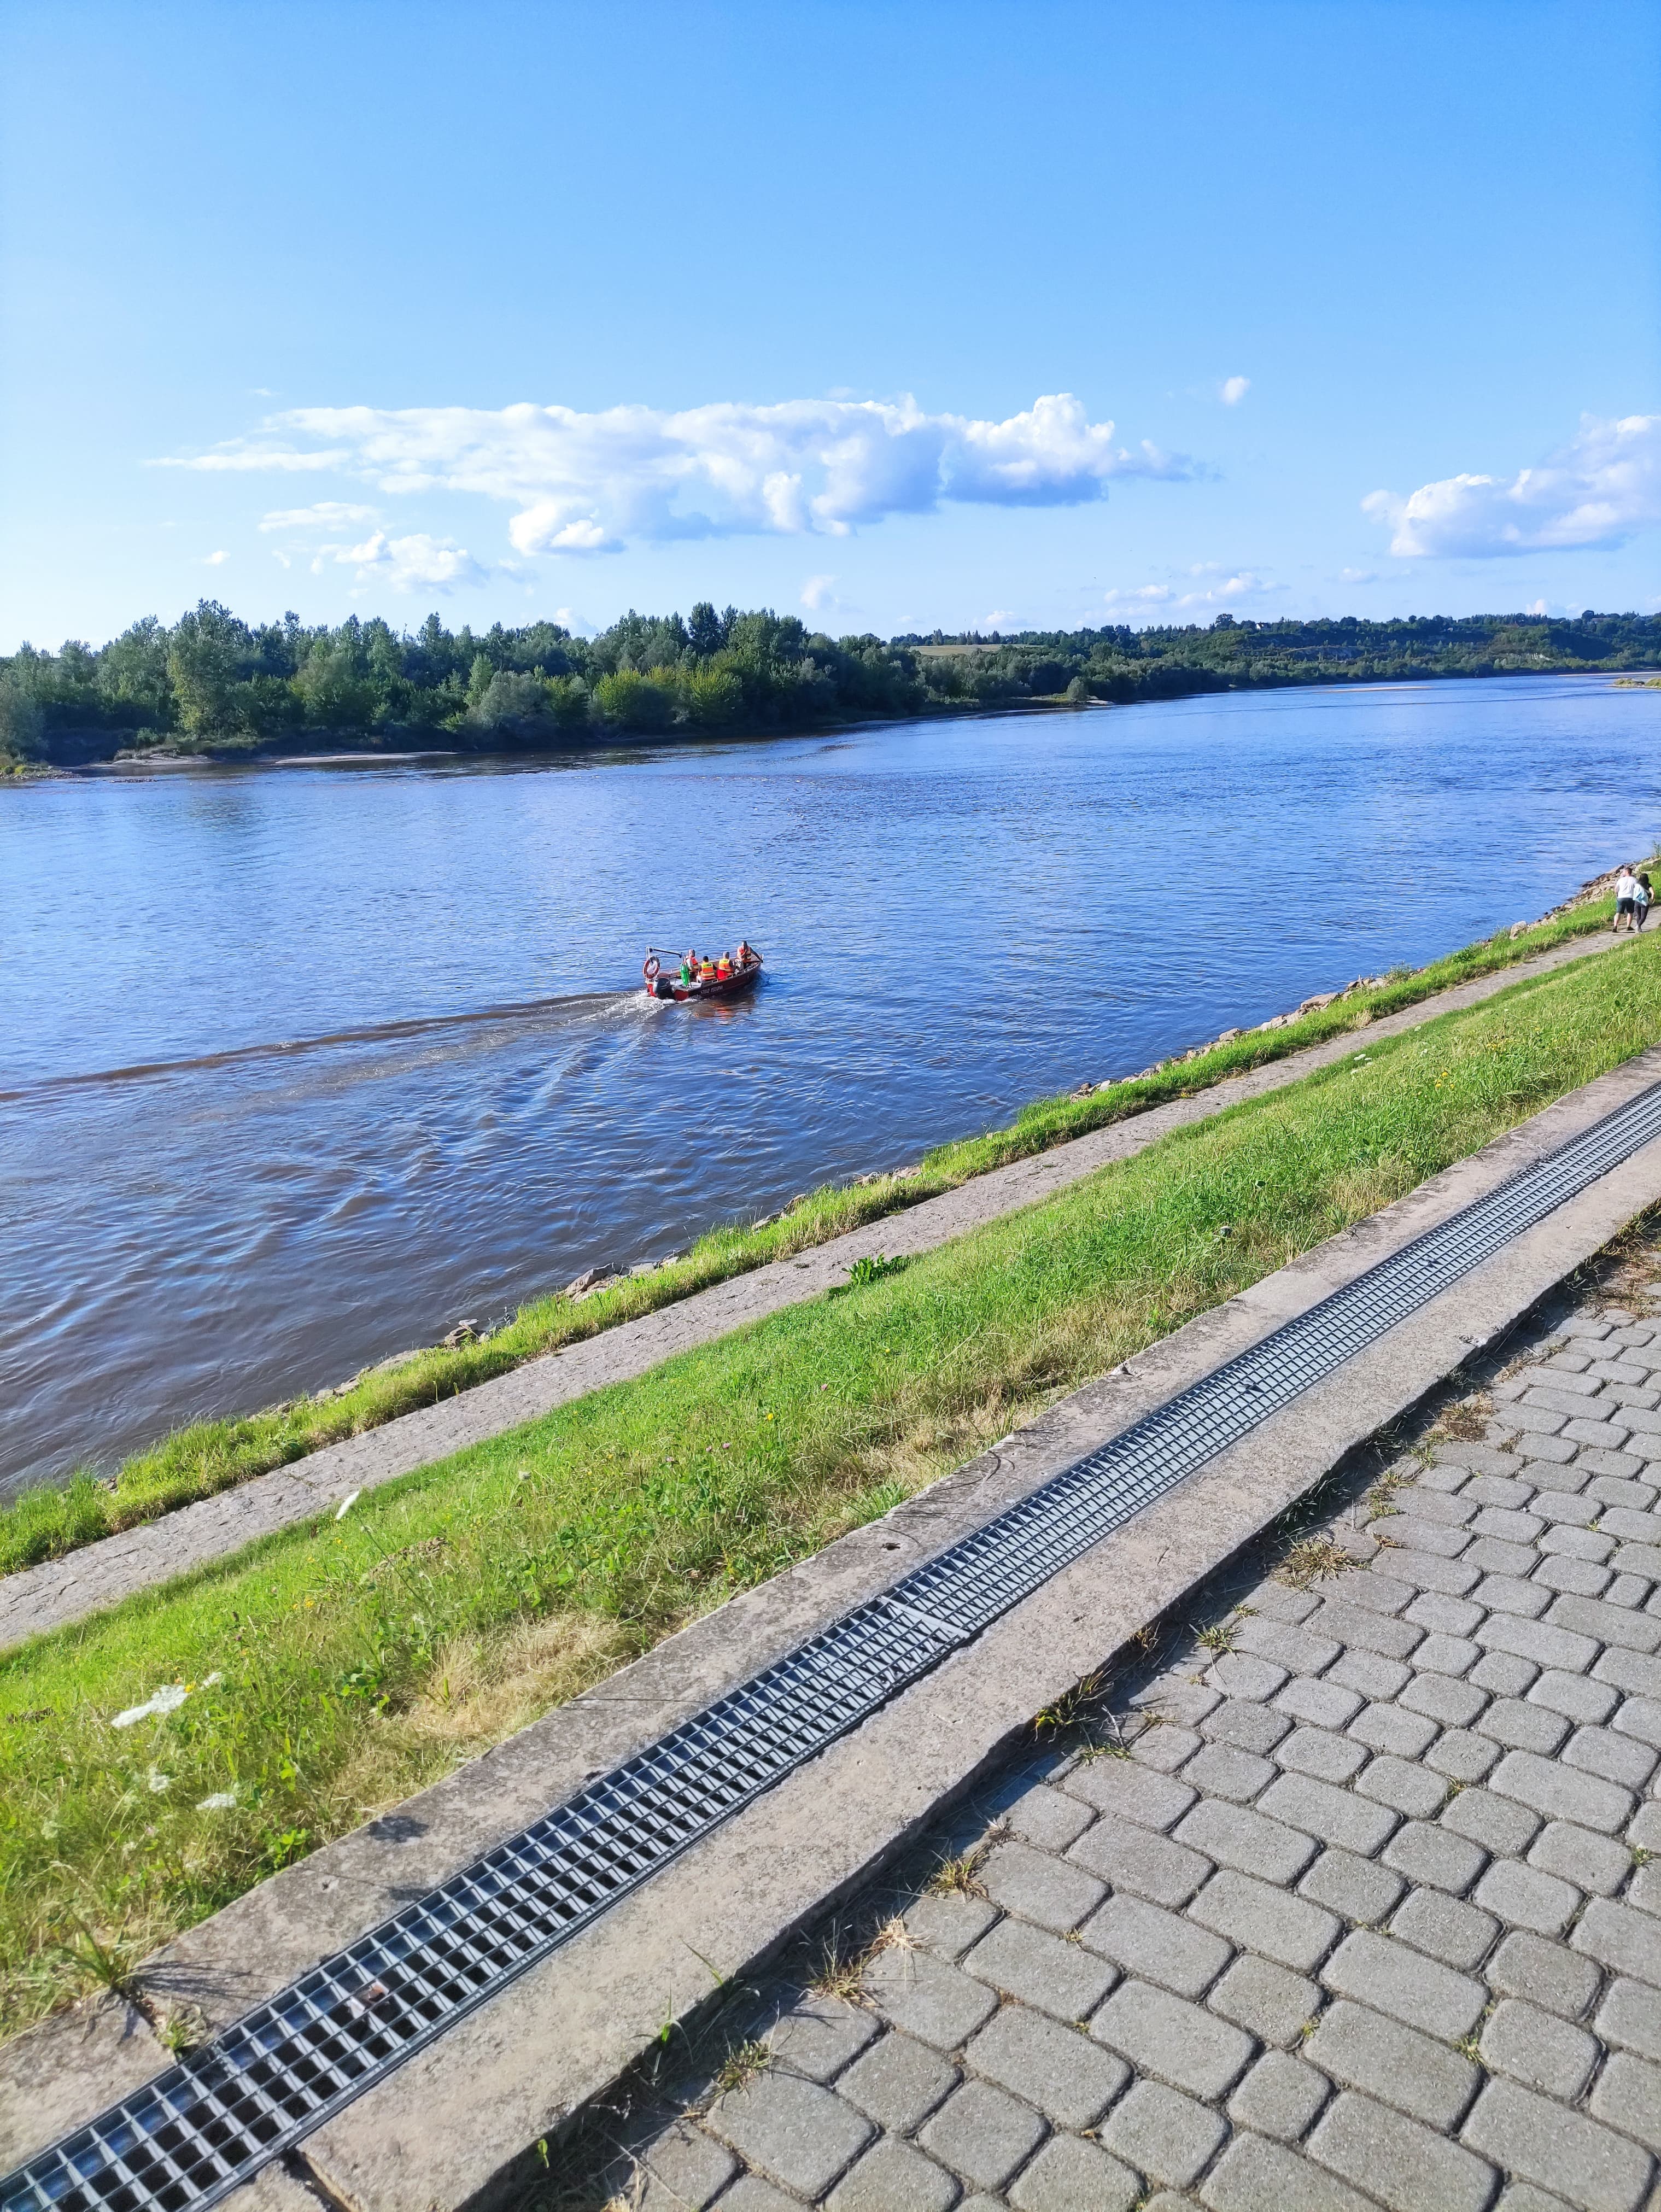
xmin=0 ymin=896 xmax=1628 ymax=1577
xmin=3 ymin=931 xmax=1660 ymax=2038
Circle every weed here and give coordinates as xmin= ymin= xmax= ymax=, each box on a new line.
xmin=927 ymin=1846 xmax=991 ymax=1901
xmin=711 ymin=2041 xmax=772 ymax=2096
xmin=1034 ymin=1669 xmax=1108 ymax=1739
xmin=1433 ymin=1400 xmax=1492 ymax=1443
xmin=1194 ymin=1622 xmax=1237 ymax=1655
xmin=845 ymin=1253 xmax=908 ymax=1290
xmin=809 ymin=1935 xmax=869 ymax=2006
xmin=156 ymin=2004 xmax=208 ymax=2054
xmin=56 ymin=1918 xmax=137 ymax=2004
xmin=808 ymin=1917 xmax=913 ymax=2008
xmin=1276 ymin=1535 xmax=1358 ymax=1590
xmin=1453 ymin=2033 xmax=1484 ymax=2062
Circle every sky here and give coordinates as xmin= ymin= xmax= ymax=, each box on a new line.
xmin=2 ymin=0 xmax=1658 ymax=651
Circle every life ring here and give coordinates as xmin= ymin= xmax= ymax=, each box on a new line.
xmin=643 ymin=956 xmax=661 ymax=980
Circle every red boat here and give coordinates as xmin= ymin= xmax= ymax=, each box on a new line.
xmin=644 ymin=944 xmax=763 ymax=1002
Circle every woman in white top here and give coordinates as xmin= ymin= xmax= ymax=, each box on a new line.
xmin=1615 ymin=868 xmax=1640 ymax=932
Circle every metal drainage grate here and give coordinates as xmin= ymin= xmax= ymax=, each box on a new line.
xmin=12 ymin=1074 xmax=1661 ymax=2212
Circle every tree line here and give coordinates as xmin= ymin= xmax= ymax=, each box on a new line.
xmin=3 ymin=601 xmax=1657 ymax=766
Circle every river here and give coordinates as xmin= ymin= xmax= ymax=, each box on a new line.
xmin=2 ymin=672 xmax=1656 ymax=1495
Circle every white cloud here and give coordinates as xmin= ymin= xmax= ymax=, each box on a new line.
xmin=259 ymin=504 xmax=485 ymax=592
xmin=317 ymin=531 xmax=486 ymax=592
xmin=1338 ymin=566 xmax=1378 ymax=583
xmin=258 ymin=502 xmax=378 ymax=531
xmin=984 ymin=608 xmax=1017 ymax=630
xmin=1103 ymin=564 xmax=1283 ymax=618
xmin=204 ymin=549 xmax=230 ymax=566
xmin=166 ymin=391 xmax=1192 ymax=556
xmin=1102 ymin=583 xmax=1177 ymax=613
xmin=800 ymin=574 xmax=839 ymax=610
xmin=1364 ymin=412 xmax=1661 ymax=558
xmin=1220 ymin=376 xmax=1250 ymax=407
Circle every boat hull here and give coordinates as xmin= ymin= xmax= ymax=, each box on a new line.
xmin=647 ymin=962 xmax=762 ymax=1004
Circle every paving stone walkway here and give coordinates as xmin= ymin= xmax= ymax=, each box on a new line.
xmin=545 ymin=1234 xmax=1661 ymax=2212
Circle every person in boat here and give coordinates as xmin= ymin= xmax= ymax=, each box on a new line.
xmin=736 ymin=939 xmax=755 ymax=967
xmin=680 ymin=950 xmax=697 ymax=985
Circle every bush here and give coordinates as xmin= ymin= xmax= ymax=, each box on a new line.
xmin=685 ymin=668 xmax=743 ymax=728
xmin=593 ymin=669 xmax=677 ymax=732
xmin=0 ymin=678 xmax=44 ymax=760
xmin=544 ymin=675 xmax=593 ymax=730
xmin=469 ymin=670 xmax=548 ymax=734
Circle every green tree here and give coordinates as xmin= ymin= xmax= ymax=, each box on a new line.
xmin=166 ymin=601 xmax=260 ymax=740
xmin=466 ymin=652 xmax=495 ymax=709
xmin=294 ymin=643 xmax=377 ymax=727
xmin=470 ymin=670 xmax=549 ymax=734
xmin=685 ymin=668 xmax=742 ymax=728
xmin=686 ymin=601 xmax=729 ymax=659
xmin=97 ymin=618 xmax=174 ymax=727
xmin=0 ymin=672 xmax=44 ymax=759
xmin=544 ymin=675 xmax=593 ymax=729
xmin=593 ymin=668 xmax=676 ymax=732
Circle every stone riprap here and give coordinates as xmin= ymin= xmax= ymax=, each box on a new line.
xmin=568 ymin=1267 xmax=1661 ymax=2212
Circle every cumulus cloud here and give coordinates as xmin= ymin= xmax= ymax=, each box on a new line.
xmin=203 ymin=549 xmax=230 ymax=566
xmin=314 ymin=531 xmax=487 ymax=592
xmin=261 ymin=504 xmax=485 ymax=591
xmin=167 ymin=392 xmax=1192 ymax=556
xmin=1103 ymin=564 xmax=1283 ymax=617
xmin=1364 ymin=412 xmax=1661 ymax=558
xmin=1220 ymin=376 xmax=1250 ymax=407
xmin=800 ymin=574 xmax=839 ymax=610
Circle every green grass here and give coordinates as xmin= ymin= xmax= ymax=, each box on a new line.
xmin=3 ymin=928 xmax=1660 ymax=2038
xmin=0 ymin=891 xmax=1631 ymax=1578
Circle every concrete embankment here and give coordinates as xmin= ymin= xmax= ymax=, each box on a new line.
xmin=0 ymin=921 xmax=1640 ymax=1657
xmin=9 ymin=1038 xmax=1661 ymax=2212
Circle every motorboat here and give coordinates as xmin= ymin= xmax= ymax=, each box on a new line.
xmin=644 ymin=944 xmax=763 ymax=1002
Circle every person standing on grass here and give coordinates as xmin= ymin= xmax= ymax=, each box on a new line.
xmin=1640 ymin=874 xmax=1654 ymax=931
xmin=1615 ymin=865 xmax=1640 ymax=932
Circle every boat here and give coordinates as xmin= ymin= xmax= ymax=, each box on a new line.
xmin=643 ymin=944 xmax=764 ymax=1003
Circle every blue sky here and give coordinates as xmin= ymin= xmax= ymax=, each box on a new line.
xmin=3 ymin=0 xmax=1657 ymax=650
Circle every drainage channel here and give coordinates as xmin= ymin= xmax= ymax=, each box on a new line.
xmin=13 ymin=1076 xmax=1661 ymax=2212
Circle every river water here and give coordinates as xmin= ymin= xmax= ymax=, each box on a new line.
xmin=2 ymin=674 xmax=1657 ymax=1494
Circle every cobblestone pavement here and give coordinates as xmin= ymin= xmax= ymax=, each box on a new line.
xmin=555 ymin=1247 xmax=1661 ymax=2212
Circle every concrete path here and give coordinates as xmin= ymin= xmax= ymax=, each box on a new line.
xmin=1 ymin=924 xmax=1637 ymax=1654
xmin=579 ymin=1254 xmax=1661 ymax=2212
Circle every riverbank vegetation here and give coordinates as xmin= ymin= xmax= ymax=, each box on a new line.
xmin=3 ymin=602 xmax=1657 ymax=769
xmin=0 ymin=893 xmax=1628 ymax=1579
xmin=903 ymin=607 xmax=1661 ymax=705
xmin=3 ymin=926 xmax=1660 ymax=2037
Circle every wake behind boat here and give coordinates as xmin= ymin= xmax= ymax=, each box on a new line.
xmin=644 ymin=941 xmax=764 ymax=1003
